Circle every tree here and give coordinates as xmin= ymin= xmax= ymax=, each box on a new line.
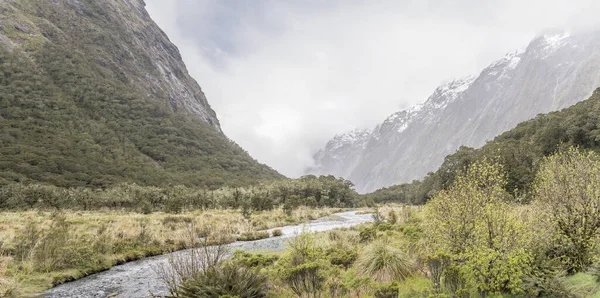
xmin=425 ymin=159 xmax=532 ymax=295
xmin=534 ymin=147 xmax=600 ymax=272
xmin=278 ymin=232 xmax=327 ymax=298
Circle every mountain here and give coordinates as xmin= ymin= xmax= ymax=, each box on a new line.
xmin=0 ymin=0 xmax=281 ymax=188
xmin=310 ymin=31 xmax=600 ymax=193
xmin=364 ymin=88 xmax=600 ymax=205
xmin=310 ymin=129 xmax=371 ymax=180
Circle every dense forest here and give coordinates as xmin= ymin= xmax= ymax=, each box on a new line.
xmin=363 ymin=88 xmax=600 ymax=205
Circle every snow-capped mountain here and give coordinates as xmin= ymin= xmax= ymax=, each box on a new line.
xmin=310 ymin=129 xmax=371 ymax=179
xmin=309 ymin=31 xmax=600 ymax=193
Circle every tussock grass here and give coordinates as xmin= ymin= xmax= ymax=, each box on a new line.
xmin=357 ymin=238 xmax=416 ymax=282
xmin=565 ymin=273 xmax=600 ymax=297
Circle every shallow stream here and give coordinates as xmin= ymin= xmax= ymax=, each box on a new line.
xmin=40 ymin=211 xmax=373 ymax=298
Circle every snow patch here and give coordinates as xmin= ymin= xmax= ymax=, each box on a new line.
xmin=326 ymin=129 xmax=372 ymax=151
xmin=538 ymin=33 xmax=571 ymax=58
xmin=426 ymin=75 xmax=476 ymax=109
xmin=483 ymin=50 xmax=524 ymax=81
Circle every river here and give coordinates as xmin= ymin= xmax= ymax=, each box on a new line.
xmin=39 ymin=211 xmax=373 ymax=298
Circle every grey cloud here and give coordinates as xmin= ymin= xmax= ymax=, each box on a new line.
xmin=146 ymin=0 xmax=600 ymax=177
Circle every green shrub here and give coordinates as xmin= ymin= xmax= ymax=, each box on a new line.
xmin=398 ymin=223 xmax=422 ymax=242
xmin=359 ymin=226 xmax=376 ymax=243
xmin=283 ymin=202 xmax=294 ymax=216
xmin=374 ymin=281 xmax=400 ymax=298
xmin=139 ymin=201 xmax=153 ymax=214
xmin=276 ymin=232 xmax=329 ymax=297
xmin=231 ymin=250 xmax=278 ymax=269
xmin=372 ymin=206 xmax=384 ymax=224
xmin=271 ymin=229 xmax=283 ymax=237
xmin=237 ymin=231 xmax=269 ymax=242
xmin=281 ymin=261 xmax=326 ymax=297
xmin=426 ymin=253 xmax=451 ymax=292
xmin=523 ymin=268 xmax=578 ymax=298
xmin=375 ymin=223 xmax=393 ymax=232
xmin=534 ymin=147 xmax=600 ymax=272
xmin=443 ymin=264 xmax=468 ymax=297
xmin=425 ymin=160 xmax=532 ymax=295
xmin=162 ymin=215 xmax=193 ymax=224
xmin=326 ymin=248 xmax=357 ymax=268
xmin=397 ymin=276 xmax=435 ymax=298
xmin=387 ymin=210 xmax=398 ymax=224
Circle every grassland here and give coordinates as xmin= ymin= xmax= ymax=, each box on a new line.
xmin=0 ymin=207 xmax=338 ymax=297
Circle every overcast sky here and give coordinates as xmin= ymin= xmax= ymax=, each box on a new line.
xmin=145 ymin=0 xmax=600 ymax=177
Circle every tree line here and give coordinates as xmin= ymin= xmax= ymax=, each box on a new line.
xmin=0 ymin=175 xmax=357 ymax=212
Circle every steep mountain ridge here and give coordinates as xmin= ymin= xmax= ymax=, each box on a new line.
xmin=311 ymin=31 xmax=600 ymax=193
xmin=0 ymin=0 xmax=281 ymax=187
xmin=311 ymin=129 xmax=371 ymax=179
xmin=364 ymin=88 xmax=600 ymax=205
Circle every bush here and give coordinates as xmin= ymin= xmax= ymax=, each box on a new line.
xmin=425 ymin=160 xmax=532 ymax=295
xmin=443 ymin=264 xmax=467 ymax=297
xmin=281 ymin=261 xmax=326 ymax=297
xmin=396 ymin=276 xmax=435 ymax=298
xmin=374 ymin=281 xmax=400 ymax=298
xmin=372 ymin=206 xmax=384 ymax=225
xmin=271 ymin=229 xmax=283 ymax=237
xmin=231 ymin=250 xmax=278 ymax=269
xmin=326 ymin=248 xmax=357 ymax=268
xmin=426 ymin=253 xmax=451 ymax=291
xmin=359 ymin=226 xmax=376 ymax=243
xmin=387 ymin=210 xmax=398 ymax=224
xmin=523 ymin=268 xmax=578 ymax=298
xmin=237 ymin=231 xmax=269 ymax=242
xmin=277 ymin=232 xmax=329 ymax=297
xmin=398 ymin=224 xmax=422 ymax=242
xmin=162 ymin=215 xmax=193 ymax=224
xmin=534 ymin=147 xmax=600 ymax=272
xmin=375 ymin=223 xmax=393 ymax=232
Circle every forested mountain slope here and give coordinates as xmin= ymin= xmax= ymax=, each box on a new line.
xmin=363 ymin=88 xmax=600 ymax=204
xmin=0 ymin=0 xmax=281 ymax=188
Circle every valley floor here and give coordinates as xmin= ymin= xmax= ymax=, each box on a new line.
xmin=2 ymin=201 xmax=600 ymax=297
xmin=0 ymin=207 xmax=338 ymax=297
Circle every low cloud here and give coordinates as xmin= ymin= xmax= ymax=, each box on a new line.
xmin=146 ymin=0 xmax=600 ymax=177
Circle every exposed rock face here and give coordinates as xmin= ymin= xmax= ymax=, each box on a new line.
xmin=311 ymin=31 xmax=600 ymax=193
xmin=310 ymin=129 xmax=371 ymax=179
xmin=0 ymin=0 xmax=220 ymax=129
